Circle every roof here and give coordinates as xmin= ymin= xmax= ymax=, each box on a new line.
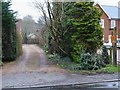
xmin=28 ymin=33 xmax=36 ymax=37
xmin=101 ymin=5 xmax=120 ymax=19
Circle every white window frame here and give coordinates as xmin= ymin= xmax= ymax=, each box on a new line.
xmin=111 ymin=20 xmax=116 ymax=29
xmin=100 ymin=19 xmax=104 ymax=28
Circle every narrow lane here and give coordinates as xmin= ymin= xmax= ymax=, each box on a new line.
xmin=2 ymin=44 xmax=67 ymax=88
xmin=2 ymin=44 xmax=51 ymax=73
xmin=16 ymin=45 xmax=30 ymax=71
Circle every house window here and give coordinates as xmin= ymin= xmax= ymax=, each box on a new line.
xmin=100 ymin=19 xmax=104 ymax=28
xmin=111 ymin=20 xmax=116 ymax=28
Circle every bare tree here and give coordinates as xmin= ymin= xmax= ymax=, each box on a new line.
xmin=33 ymin=0 xmax=68 ymax=55
xmin=33 ymin=0 xmax=49 ymax=27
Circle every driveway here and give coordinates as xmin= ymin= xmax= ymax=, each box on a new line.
xmin=2 ymin=44 xmax=119 ymax=89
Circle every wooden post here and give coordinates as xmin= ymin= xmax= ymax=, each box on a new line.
xmin=110 ymin=47 xmax=112 ymax=64
xmin=112 ymin=27 xmax=117 ymax=66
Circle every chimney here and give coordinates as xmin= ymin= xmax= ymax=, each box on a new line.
xmin=16 ymin=19 xmax=22 ymax=32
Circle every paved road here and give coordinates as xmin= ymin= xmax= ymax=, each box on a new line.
xmin=2 ymin=81 xmax=120 ymax=90
xmin=2 ymin=44 xmax=119 ymax=89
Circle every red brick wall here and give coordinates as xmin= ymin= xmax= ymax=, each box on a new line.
xmin=109 ymin=20 xmax=120 ymax=38
xmin=16 ymin=19 xmax=22 ymax=32
xmin=96 ymin=4 xmax=120 ymax=43
xmin=96 ymin=4 xmax=110 ymax=42
xmin=116 ymin=20 xmax=120 ymax=38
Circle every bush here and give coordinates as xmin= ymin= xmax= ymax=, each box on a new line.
xmin=16 ymin=32 xmax=22 ymax=57
xmin=48 ymin=53 xmax=78 ymax=69
xmin=71 ymin=44 xmax=84 ymax=63
xmin=0 ymin=46 xmax=2 ymax=65
xmin=79 ymin=53 xmax=104 ymax=70
xmin=0 ymin=38 xmax=1 ymax=61
xmin=102 ymin=46 xmax=110 ymax=64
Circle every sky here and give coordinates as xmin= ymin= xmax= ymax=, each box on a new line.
xmin=11 ymin=0 xmax=120 ymax=22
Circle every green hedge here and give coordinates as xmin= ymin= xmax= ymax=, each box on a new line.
xmin=16 ymin=32 xmax=22 ymax=57
xmin=0 ymin=38 xmax=1 ymax=61
xmin=2 ymin=1 xmax=17 ymax=62
xmin=2 ymin=1 xmax=23 ymax=62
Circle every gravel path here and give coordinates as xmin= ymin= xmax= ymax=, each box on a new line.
xmin=2 ymin=44 xmax=119 ymax=88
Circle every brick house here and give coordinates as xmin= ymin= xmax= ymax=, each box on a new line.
xmin=95 ymin=3 xmax=120 ymax=43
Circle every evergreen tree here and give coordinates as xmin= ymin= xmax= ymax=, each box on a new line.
xmin=63 ymin=2 xmax=103 ymax=62
xmin=0 ymin=1 xmax=2 ymax=62
xmin=2 ymin=1 xmax=17 ymax=61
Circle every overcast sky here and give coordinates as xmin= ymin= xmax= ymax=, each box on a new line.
xmin=11 ymin=0 xmax=120 ymax=21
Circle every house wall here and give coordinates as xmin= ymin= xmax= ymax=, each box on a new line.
xmin=109 ymin=20 xmax=120 ymax=38
xmin=96 ymin=4 xmax=120 ymax=43
xmin=96 ymin=4 xmax=110 ymax=42
xmin=102 ymin=12 xmax=110 ymax=42
xmin=116 ymin=20 xmax=120 ymax=38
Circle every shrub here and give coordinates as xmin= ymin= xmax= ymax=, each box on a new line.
xmin=79 ymin=53 xmax=104 ymax=70
xmin=16 ymin=32 xmax=23 ymax=57
xmin=0 ymin=46 xmax=2 ymax=65
xmin=102 ymin=46 xmax=110 ymax=64
xmin=0 ymin=38 xmax=1 ymax=61
xmin=71 ymin=44 xmax=84 ymax=63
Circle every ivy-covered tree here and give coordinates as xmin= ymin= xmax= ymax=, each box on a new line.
xmin=2 ymin=1 xmax=17 ymax=61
